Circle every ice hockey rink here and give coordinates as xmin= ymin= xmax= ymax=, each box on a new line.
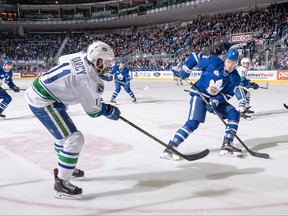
xmin=1 ymin=78 xmax=288 ymax=215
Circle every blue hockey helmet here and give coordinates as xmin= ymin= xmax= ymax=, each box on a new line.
xmin=3 ymin=60 xmax=12 ymax=65
xmin=225 ymin=49 xmax=239 ymax=61
xmin=119 ymin=59 xmax=125 ymax=63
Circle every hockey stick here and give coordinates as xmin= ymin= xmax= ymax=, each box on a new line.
xmin=284 ymin=103 xmax=288 ymax=110
xmin=115 ymin=80 xmax=148 ymax=91
xmin=259 ymin=82 xmax=269 ymax=89
xmin=184 ymin=79 xmax=270 ymax=159
xmin=4 ymin=88 xmax=27 ymax=91
xmin=119 ymin=115 xmax=209 ymax=161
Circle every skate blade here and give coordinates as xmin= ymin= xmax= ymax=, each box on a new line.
xmin=220 ymin=150 xmax=242 ymax=157
xmin=160 ymin=154 xmax=181 ymax=161
xmin=71 ymin=176 xmax=85 ymax=181
xmin=54 ymin=191 xmax=83 ymax=199
xmin=241 ymin=117 xmax=252 ymax=121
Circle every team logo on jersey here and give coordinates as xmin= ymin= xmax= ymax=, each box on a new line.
xmin=206 ymin=80 xmax=223 ymax=95
xmin=97 ymin=84 xmax=104 ymax=93
xmin=117 ymin=74 xmax=124 ymax=80
xmin=214 ymin=70 xmax=220 ymax=76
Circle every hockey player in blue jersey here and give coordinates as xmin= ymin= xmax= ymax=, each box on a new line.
xmin=0 ymin=60 xmax=20 ymax=119
xmin=109 ymin=59 xmax=136 ymax=103
xmin=161 ymin=49 xmax=242 ymax=160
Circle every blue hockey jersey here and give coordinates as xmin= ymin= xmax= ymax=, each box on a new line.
xmin=181 ymin=53 xmax=240 ymax=104
xmin=109 ymin=65 xmax=131 ymax=83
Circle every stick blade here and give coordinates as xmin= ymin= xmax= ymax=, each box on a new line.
xmin=181 ymin=149 xmax=210 ymax=161
xmin=249 ymin=150 xmax=270 ymax=159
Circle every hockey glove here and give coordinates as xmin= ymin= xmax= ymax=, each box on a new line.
xmin=103 ymin=104 xmax=121 ymax=120
xmin=11 ymin=86 xmax=20 ymax=92
xmin=251 ymin=82 xmax=259 ymax=90
xmin=241 ymin=78 xmax=251 ymax=88
xmin=108 ymin=74 xmax=113 ymax=81
xmin=206 ymin=98 xmax=219 ymax=113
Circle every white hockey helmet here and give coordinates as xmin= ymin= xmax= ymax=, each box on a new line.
xmin=241 ymin=57 xmax=251 ymax=66
xmin=87 ymin=41 xmax=114 ymax=72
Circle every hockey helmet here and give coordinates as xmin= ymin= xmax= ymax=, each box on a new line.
xmin=87 ymin=41 xmax=115 ymax=73
xmin=225 ymin=49 xmax=239 ymax=62
xmin=3 ymin=60 xmax=12 ymax=65
xmin=119 ymin=59 xmax=125 ymax=64
xmin=241 ymin=57 xmax=251 ymax=65
xmin=87 ymin=41 xmax=114 ymax=64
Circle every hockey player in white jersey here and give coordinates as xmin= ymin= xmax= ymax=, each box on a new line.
xmin=235 ymin=57 xmax=259 ymax=120
xmin=171 ymin=62 xmax=183 ymax=85
xmin=25 ymin=41 xmax=120 ymax=199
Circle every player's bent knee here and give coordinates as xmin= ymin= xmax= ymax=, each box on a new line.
xmin=63 ymin=131 xmax=85 ymax=153
xmin=4 ymin=94 xmax=12 ymax=103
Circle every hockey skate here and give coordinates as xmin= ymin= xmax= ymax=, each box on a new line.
xmin=132 ymin=98 xmax=137 ymax=103
xmin=220 ymin=140 xmax=242 ymax=157
xmin=0 ymin=113 xmax=6 ymax=120
xmin=245 ymin=107 xmax=254 ymax=114
xmin=54 ymin=168 xmax=83 ymax=199
xmin=110 ymin=99 xmax=116 ymax=104
xmin=71 ymin=168 xmax=85 ymax=180
xmin=160 ymin=142 xmax=181 ymax=161
xmin=240 ymin=111 xmax=252 ymax=121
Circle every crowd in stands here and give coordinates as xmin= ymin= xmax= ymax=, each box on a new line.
xmin=1 ymin=2 xmax=288 ymax=73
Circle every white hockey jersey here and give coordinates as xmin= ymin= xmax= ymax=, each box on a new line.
xmin=236 ymin=65 xmax=251 ymax=89
xmin=236 ymin=65 xmax=248 ymax=79
xmin=25 ymin=52 xmax=105 ymax=117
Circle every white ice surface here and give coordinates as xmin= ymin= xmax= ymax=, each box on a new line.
xmin=1 ymin=79 xmax=288 ymax=215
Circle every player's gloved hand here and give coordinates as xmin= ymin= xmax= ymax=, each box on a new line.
xmin=11 ymin=86 xmax=20 ymax=92
xmin=251 ymin=82 xmax=259 ymax=90
xmin=103 ymin=104 xmax=121 ymax=120
xmin=206 ymin=98 xmax=219 ymax=113
xmin=108 ymin=74 xmax=113 ymax=81
xmin=245 ymin=81 xmax=251 ymax=88
xmin=178 ymin=69 xmax=190 ymax=79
